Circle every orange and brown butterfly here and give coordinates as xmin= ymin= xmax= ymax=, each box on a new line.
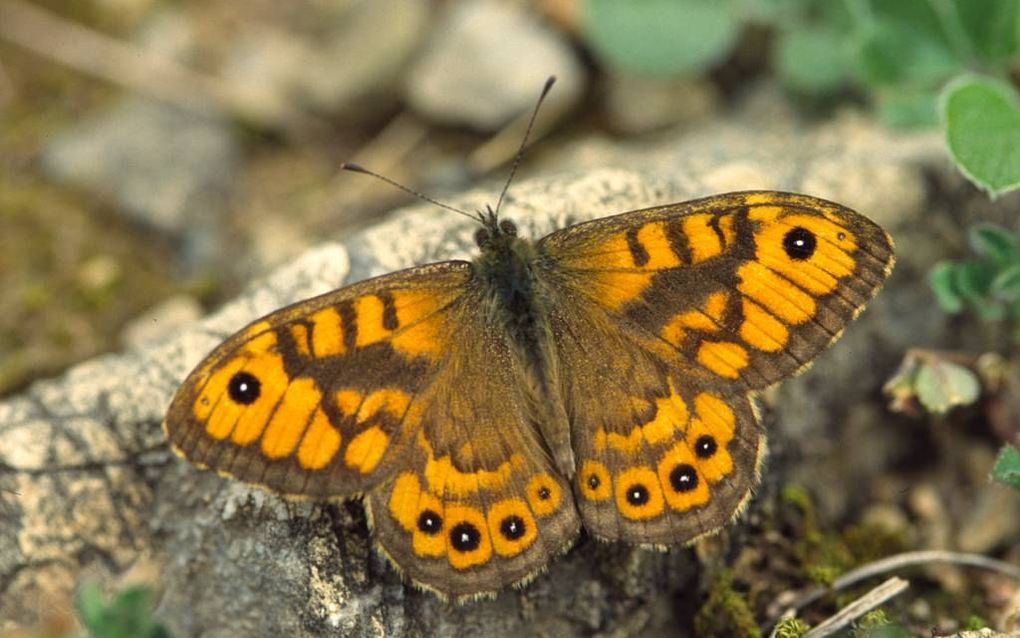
xmin=163 ymin=84 xmax=895 ymax=601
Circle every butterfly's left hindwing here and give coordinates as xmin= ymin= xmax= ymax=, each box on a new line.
xmin=164 ymin=263 xmax=472 ymax=497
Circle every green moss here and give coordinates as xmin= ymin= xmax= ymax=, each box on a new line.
xmin=694 ymin=570 xmax=761 ymax=638
xmin=851 ymin=609 xmax=912 ymax=637
xmin=857 ymin=609 xmax=892 ymax=629
xmin=772 ymin=617 xmax=810 ymax=637
xmin=841 ymin=523 xmax=906 ymax=564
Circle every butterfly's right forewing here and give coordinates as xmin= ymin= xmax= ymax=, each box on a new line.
xmin=163 ymin=262 xmax=472 ymax=497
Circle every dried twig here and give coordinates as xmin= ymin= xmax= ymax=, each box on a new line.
xmin=0 ymin=57 xmax=14 ymax=106
xmin=766 ymin=550 xmax=1020 ymax=634
xmin=311 ymin=111 xmax=429 ymax=230
xmin=0 ymin=0 xmax=305 ymax=127
xmin=803 ymin=577 xmax=910 ymax=638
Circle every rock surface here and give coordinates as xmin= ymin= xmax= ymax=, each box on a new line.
xmin=6 ymin=92 xmax=1001 ymax=636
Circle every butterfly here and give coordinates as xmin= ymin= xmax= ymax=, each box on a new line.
xmin=164 ymin=181 xmax=894 ymax=599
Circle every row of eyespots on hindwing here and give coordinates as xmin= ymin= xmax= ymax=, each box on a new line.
xmin=579 ymin=392 xmax=737 ymax=521
xmin=388 ymin=472 xmax=562 ymax=570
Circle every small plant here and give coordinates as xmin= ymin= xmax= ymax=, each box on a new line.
xmin=929 ymin=223 xmax=1020 ymax=338
xmin=883 ymin=350 xmax=981 ymax=416
xmin=991 ymin=444 xmax=1020 ymax=489
xmin=76 ymin=583 xmax=171 ymax=638
xmin=850 ymin=609 xmax=912 ymax=637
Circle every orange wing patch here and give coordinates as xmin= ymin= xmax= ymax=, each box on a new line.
xmin=297 ymin=409 xmax=342 ymax=470
xmin=696 ymin=341 xmax=749 ymax=379
xmin=739 ymin=298 xmax=788 ymax=352
xmin=419 ymin=431 xmax=526 ymax=497
xmin=737 ymin=261 xmax=816 ymax=325
xmin=681 ymin=213 xmax=733 ymax=263
xmin=661 ymin=290 xmax=729 ymax=347
xmin=259 ymin=377 xmax=320 ymax=458
xmin=309 ymin=307 xmax=345 ymax=357
xmin=595 ymin=380 xmax=689 ymax=454
xmin=305 ymin=290 xmax=453 ymax=361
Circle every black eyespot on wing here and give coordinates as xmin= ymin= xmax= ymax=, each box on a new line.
xmin=228 ymin=371 xmax=261 ymax=405
xmin=587 ymin=474 xmax=600 ymax=490
xmin=417 ymin=510 xmax=443 ymax=535
xmin=499 ymin=515 xmax=526 ymax=540
xmin=694 ymin=435 xmax=718 ymax=459
xmin=782 ymin=227 xmax=816 ymax=260
xmin=626 ymin=484 xmax=649 ymax=505
xmin=669 ymin=464 xmax=699 ymax=493
xmin=537 ymin=486 xmax=551 ymax=500
xmin=450 ymin=522 xmax=481 ymax=552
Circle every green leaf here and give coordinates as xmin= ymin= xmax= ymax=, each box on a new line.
xmin=990 ymin=264 xmax=1020 ymax=302
xmin=991 ymin=444 xmax=1020 ymax=489
xmin=953 ymin=0 xmax=1019 ymax=66
xmin=929 ymin=261 xmax=965 ymax=313
xmin=876 ymin=87 xmax=940 ymax=128
xmin=582 ymin=0 xmax=740 ymax=76
xmin=941 ymin=76 xmax=1020 ymax=197
xmin=952 ymin=260 xmax=996 ymax=300
xmin=914 ymin=359 xmax=981 ymax=414
xmin=855 ymin=16 xmax=961 ymax=87
xmin=76 ymin=582 xmax=107 ymax=631
xmin=871 ymin=0 xmax=949 ymax=43
xmin=968 ymin=222 xmax=1020 ymax=265
xmin=774 ymin=26 xmax=850 ymax=94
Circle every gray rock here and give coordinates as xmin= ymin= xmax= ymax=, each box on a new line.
xmin=405 ymin=0 xmax=585 ymax=130
xmin=3 ymin=92 xmax=983 ymax=636
xmin=221 ymin=0 xmax=430 ymax=119
xmin=41 ymin=97 xmax=237 ymax=240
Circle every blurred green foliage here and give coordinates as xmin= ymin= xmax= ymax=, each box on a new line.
xmin=992 ymin=444 xmax=1020 ymax=488
xmin=580 ymin=0 xmax=1020 ymax=196
xmin=929 ymin=223 xmax=1020 ymax=329
xmin=76 ymin=583 xmax=171 ymax=638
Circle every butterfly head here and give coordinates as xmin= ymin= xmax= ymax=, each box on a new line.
xmin=473 ymin=205 xmax=518 ymax=249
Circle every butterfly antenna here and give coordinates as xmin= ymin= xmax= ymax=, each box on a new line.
xmin=340 ymin=163 xmax=478 ymax=222
xmin=493 ymin=75 xmax=556 ymax=217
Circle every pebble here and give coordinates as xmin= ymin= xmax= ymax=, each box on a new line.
xmin=221 ymin=0 xmax=430 ymax=119
xmin=404 ymin=0 xmax=585 ymax=130
xmin=603 ymin=73 xmax=718 ymax=134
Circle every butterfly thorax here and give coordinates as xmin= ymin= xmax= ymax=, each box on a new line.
xmin=472 ymin=215 xmax=578 ymax=476
xmin=472 ymin=217 xmax=543 ymax=341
